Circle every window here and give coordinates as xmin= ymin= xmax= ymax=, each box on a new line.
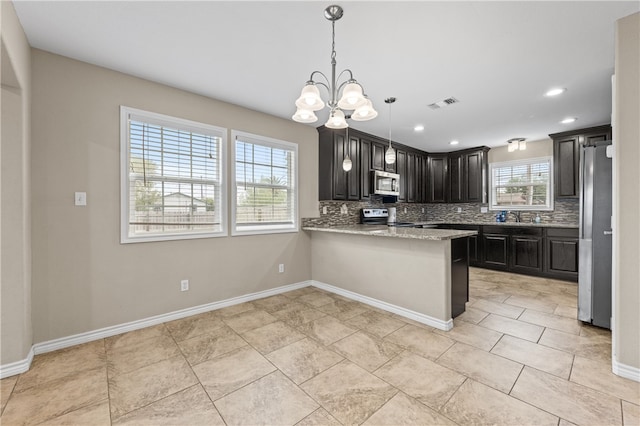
xmin=120 ymin=106 xmax=227 ymax=243
xmin=489 ymin=156 xmax=553 ymax=211
xmin=232 ymin=131 xmax=298 ymax=235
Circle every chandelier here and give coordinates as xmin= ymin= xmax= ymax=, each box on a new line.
xmin=292 ymin=5 xmax=377 ymax=129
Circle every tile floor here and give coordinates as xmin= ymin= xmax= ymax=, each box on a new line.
xmin=1 ymin=268 xmax=639 ymax=425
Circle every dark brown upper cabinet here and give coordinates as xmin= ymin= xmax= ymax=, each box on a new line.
xmin=318 ymin=126 xmax=489 ymax=204
xmin=550 ymin=125 xmax=611 ymax=199
xmin=318 ymin=126 xmax=360 ymax=201
xmin=427 ymin=154 xmax=449 ymax=203
xmin=448 ymin=147 xmax=489 ymax=204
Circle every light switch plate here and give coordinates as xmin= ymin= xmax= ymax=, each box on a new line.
xmin=75 ymin=192 xmax=87 ymax=206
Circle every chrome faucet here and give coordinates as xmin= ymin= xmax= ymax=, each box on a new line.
xmin=508 ymin=211 xmax=522 ymax=222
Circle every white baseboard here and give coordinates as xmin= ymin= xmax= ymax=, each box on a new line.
xmin=0 ymin=347 xmax=34 ymax=379
xmin=311 ymin=280 xmax=453 ymax=331
xmin=0 ymin=280 xmax=311 ymax=379
xmin=613 ymin=358 xmax=640 ymax=382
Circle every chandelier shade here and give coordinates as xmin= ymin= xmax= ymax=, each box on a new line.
xmin=325 ymin=109 xmax=348 ymax=129
xmin=351 ymin=98 xmax=378 ymax=121
xmin=292 ymin=5 xmax=377 ymax=127
xmin=295 ymin=83 xmax=325 ymax=111
xmin=292 ymin=108 xmax=318 ymax=123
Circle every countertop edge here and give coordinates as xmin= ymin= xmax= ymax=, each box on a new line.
xmin=302 ymin=225 xmax=477 ymax=241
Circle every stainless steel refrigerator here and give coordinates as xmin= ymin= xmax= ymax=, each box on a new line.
xmin=578 ymin=140 xmax=613 ymax=329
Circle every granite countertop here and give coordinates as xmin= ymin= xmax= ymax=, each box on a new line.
xmin=417 ymin=221 xmax=579 ymax=229
xmin=302 ymin=225 xmax=477 ymax=241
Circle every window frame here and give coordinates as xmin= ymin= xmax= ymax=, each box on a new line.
xmin=120 ymin=106 xmax=227 ymax=243
xmin=489 ymin=156 xmax=554 ymax=211
xmin=231 ymin=130 xmax=299 ymax=236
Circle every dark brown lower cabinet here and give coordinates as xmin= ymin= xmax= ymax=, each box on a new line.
xmin=544 ymin=228 xmax=579 ymax=281
xmin=482 ymin=228 xmax=510 ymax=271
xmin=451 ymin=237 xmax=469 ymax=318
xmin=510 ymin=234 xmax=543 ymax=274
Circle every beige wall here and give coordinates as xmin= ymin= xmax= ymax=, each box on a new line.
xmin=488 ymin=138 xmax=553 ymax=164
xmin=311 ymin=232 xmax=451 ymax=323
xmin=1 ymin=2 xmax=32 ymax=365
xmin=30 ymin=50 xmax=318 ymax=343
xmin=613 ymin=12 xmax=639 ymax=372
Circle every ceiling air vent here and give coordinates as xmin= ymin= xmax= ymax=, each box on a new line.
xmin=428 ymin=97 xmax=460 ymax=110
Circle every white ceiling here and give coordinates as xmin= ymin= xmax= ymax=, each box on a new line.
xmin=13 ymin=1 xmax=639 ymax=152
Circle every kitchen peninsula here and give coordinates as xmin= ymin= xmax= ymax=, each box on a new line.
xmin=303 ymin=225 xmax=476 ymax=331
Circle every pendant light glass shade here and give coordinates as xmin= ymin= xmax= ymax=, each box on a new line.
xmin=342 ymin=155 xmax=352 ymax=171
xmin=325 ymin=109 xmax=348 ymax=129
xmin=337 ymin=82 xmax=367 ymax=110
xmin=292 ymin=108 xmax=318 ymax=123
xmin=351 ymin=98 xmax=378 ymax=121
xmin=294 ymin=83 xmax=325 ymax=112
xmin=385 ymin=145 xmax=396 ymax=164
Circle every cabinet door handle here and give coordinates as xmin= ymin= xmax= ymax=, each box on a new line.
xmin=604 ymin=230 xmax=613 ymax=235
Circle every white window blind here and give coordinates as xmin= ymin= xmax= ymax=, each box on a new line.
xmin=489 ymin=157 xmax=553 ymax=211
xmin=232 ymin=131 xmax=298 ymax=235
xmin=121 ymin=106 xmax=227 ymax=243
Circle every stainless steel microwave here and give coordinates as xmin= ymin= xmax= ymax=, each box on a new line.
xmin=372 ymin=170 xmax=400 ymax=196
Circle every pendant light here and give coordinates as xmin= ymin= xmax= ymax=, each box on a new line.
xmin=384 ymin=97 xmax=396 ymax=165
xmin=342 ymin=122 xmax=352 ymax=171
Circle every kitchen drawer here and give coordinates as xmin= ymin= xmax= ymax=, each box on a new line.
xmin=545 ymin=228 xmax=579 ymax=238
xmin=483 ymin=226 xmax=542 ymax=236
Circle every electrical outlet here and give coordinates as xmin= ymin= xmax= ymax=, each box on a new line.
xmin=180 ymin=279 xmax=189 ymax=291
xmin=322 ymin=206 xmax=327 ymax=215
xmin=74 ymin=192 xmax=87 ymax=206
xmin=480 ymin=206 xmax=488 ymax=213
xmin=421 ymin=208 xmax=425 ymax=213
xmin=404 ymin=207 xmax=407 ymax=214
xmin=457 ymin=207 xmax=462 ymax=213
xmin=278 ymin=264 xmax=285 ymax=273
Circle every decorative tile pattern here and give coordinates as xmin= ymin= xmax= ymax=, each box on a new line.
xmin=241 ymin=321 xmax=306 ymax=354
xmin=192 ymin=346 xmax=275 ymax=401
xmin=266 ymin=338 xmax=343 ymax=385
xmin=330 ymin=331 xmax=403 ymax=372
xmin=214 ymin=371 xmax=318 ymax=425
xmin=511 ymin=366 xmax=623 ymax=426
xmin=437 ymin=342 xmax=523 ymax=393
xmin=301 ymin=361 xmax=398 ymax=425
xmin=112 ymin=385 xmax=224 ymax=425
xmin=4 ymin=268 xmax=630 ymax=426
xmin=491 ymin=334 xmax=574 ymax=379
xmin=374 ymin=351 xmax=465 ymax=411
xmin=442 ymin=379 xmax=558 ymax=425
xmin=363 ymin=392 xmax=457 ymax=425
xmin=384 ymin=324 xmax=455 ymax=360
xmin=2 ymin=367 xmax=108 ymax=425
xmin=108 ymin=356 xmax=197 ymax=419
xmin=177 ymin=325 xmax=248 ymax=366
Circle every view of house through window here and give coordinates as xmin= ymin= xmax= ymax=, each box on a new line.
xmin=489 ymin=157 xmax=553 ymax=211
xmin=121 ymin=107 xmax=227 ymax=242
xmin=232 ymin=131 xmax=298 ymax=235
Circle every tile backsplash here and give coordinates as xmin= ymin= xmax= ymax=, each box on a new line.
xmin=302 ymin=197 xmax=579 ymax=227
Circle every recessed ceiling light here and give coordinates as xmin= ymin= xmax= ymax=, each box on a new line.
xmin=450 ymin=140 xmax=459 ymax=145
xmin=561 ymin=117 xmax=577 ymax=124
xmin=414 ymin=125 xmax=425 ymax=132
xmin=545 ymin=88 xmax=566 ymax=97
